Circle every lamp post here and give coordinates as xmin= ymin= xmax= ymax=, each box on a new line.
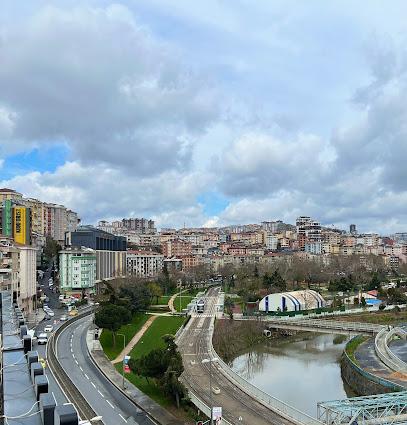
xmin=117 ymin=333 xmax=126 ymax=389
xmin=201 ymin=357 xmax=218 ymax=425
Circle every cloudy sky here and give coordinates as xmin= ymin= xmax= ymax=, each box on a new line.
xmin=1 ymin=1 xmax=407 ymax=232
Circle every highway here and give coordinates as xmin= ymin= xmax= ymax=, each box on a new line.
xmin=178 ymin=287 xmax=293 ymax=425
xmin=56 ymin=314 xmax=156 ymax=425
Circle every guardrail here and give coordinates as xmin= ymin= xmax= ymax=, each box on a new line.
xmin=47 ymin=308 xmax=103 ymax=424
xmin=375 ymin=327 xmax=407 ymax=373
xmin=251 ymin=317 xmax=383 ymax=334
xmin=207 ymin=318 xmax=322 ymax=425
xmin=187 ymin=390 xmax=232 ymax=425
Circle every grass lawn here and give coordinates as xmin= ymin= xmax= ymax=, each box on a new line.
xmin=155 ymin=295 xmax=171 ymax=305
xmin=117 ymin=315 xmax=186 ymax=407
xmin=174 ymin=295 xmax=194 ymax=312
xmin=99 ymin=313 xmax=150 ymax=360
xmin=130 ymin=315 xmax=186 ymax=360
xmin=345 ymin=335 xmax=368 ymax=364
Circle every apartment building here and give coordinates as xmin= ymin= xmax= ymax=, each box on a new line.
xmin=59 ymin=247 xmax=97 ymax=296
xmin=162 ymin=239 xmax=192 ymax=257
xmin=0 ymin=237 xmax=37 ymax=313
xmin=0 ymin=188 xmax=23 ymax=202
xmin=126 ymin=250 xmax=164 ymax=277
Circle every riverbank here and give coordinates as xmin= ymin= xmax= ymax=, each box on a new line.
xmin=213 ymin=318 xmax=295 ymax=363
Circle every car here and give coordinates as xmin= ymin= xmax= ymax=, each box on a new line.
xmin=45 ymin=310 xmax=54 ymax=317
xmin=69 ymin=309 xmax=78 ymax=317
xmin=37 ymin=333 xmax=48 ymax=344
xmin=60 ymin=315 xmax=68 ymax=321
xmin=59 ymin=295 xmax=65 ymax=301
xmin=44 ymin=325 xmax=53 ymax=333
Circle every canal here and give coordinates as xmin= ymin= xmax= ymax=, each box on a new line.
xmin=230 ymin=332 xmax=354 ymax=417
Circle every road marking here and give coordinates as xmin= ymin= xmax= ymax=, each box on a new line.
xmin=79 ymin=366 xmax=83 ymax=372
xmin=119 ymin=414 xmax=128 ymax=422
xmin=75 ymin=360 xmax=79 ymax=365
xmin=84 ymin=373 xmax=89 ymax=380
xmin=91 ymin=382 xmax=96 ymax=388
xmin=106 ymin=400 xmax=115 ymax=409
xmin=98 ymin=390 xmax=105 ymax=398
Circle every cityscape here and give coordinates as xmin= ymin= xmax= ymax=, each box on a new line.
xmin=1 ymin=2 xmax=407 ymax=425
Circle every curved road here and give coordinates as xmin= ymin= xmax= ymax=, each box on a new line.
xmin=179 ymin=287 xmax=292 ymax=425
xmin=56 ymin=314 xmax=156 ymax=425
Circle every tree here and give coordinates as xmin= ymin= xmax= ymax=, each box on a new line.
xmin=148 ymin=282 xmax=163 ymax=304
xmin=95 ymin=304 xmax=131 ymax=347
xmin=119 ymin=284 xmax=151 ymax=313
xmin=129 ymin=334 xmax=186 ymax=408
xmin=44 ymin=237 xmax=62 ymax=261
xmin=367 ymin=273 xmax=381 ymax=291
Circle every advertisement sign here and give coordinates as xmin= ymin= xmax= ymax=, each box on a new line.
xmin=212 ymin=407 xmax=222 ymax=424
xmin=13 ymin=207 xmax=26 ymax=244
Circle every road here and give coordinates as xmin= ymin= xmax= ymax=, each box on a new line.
xmin=57 ymin=314 xmax=156 ymax=425
xmin=178 ymin=287 xmax=293 ymax=425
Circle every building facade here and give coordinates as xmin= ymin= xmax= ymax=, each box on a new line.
xmin=126 ymin=251 xmax=164 ymax=277
xmin=59 ymin=248 xmax=97 ymax=295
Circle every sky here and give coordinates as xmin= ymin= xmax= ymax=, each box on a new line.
xmin=1 ymin=1 xmax=407 ymax=232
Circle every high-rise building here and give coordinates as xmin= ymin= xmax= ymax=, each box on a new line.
xmin=296 ymin=216 xmax=322 ymax=250
xmin=350 ymin=224 xmax=357 ymax=235
xmin=126 ymin=250 xmax=164 ymax=277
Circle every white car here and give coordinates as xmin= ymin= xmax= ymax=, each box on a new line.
xmin=59 ymin=295 xmax=65 ymax=301
xmin=45 ymin=310 xmax=54 ymax=317
xmin=44 ymin=325 xmax=53 ymax=333
xmin=60 ymin=315 xmax=68 ymax=321
xmin=37 ymin=333 xmax=48 ymax=344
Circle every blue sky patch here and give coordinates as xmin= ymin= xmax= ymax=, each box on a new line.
xmin=197 ymin=191 xmax=229 ymax=216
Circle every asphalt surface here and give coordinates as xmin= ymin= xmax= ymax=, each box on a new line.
xmin=179 ymin=287 xmax=292 ymax=425
xmin=57 ymin=314 xmax=156 ymax=425
xmin=34 ymin=265 xmax=70 ymax=406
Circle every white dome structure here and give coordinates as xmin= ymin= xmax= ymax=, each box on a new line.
xmin=258 ymin=290 xmax=326 ymax=313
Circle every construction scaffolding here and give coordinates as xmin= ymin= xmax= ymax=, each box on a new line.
xmin=317 ymin=391 xmax=407 ymax=425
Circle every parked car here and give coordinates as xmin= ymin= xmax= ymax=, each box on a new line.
xmin=44 ymin=325 xmax=53 ymax=333
xmin=60 ymin=315 xmax=68 ymax=321
xmin=37 ymin=333 xmax=48 ymax=344
xmin=46 ymin=310 xmax=54 ymax=317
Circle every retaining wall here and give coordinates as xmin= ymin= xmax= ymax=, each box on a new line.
xmin=341 ymin=338 xmax=404 ymax=396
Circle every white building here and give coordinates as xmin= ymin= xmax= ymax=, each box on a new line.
xmin=59 ymin=248 xmax=97 ymax=296
xmin=259 ymin=290 xmax=326 ymax=313
xmin=266 ymin=234 xmax=279 ymax=250
xmin=126 ymin=251 xmax=164 ymax=278
xmin=18 ymin=245 xmax=38 ymax=313
xmin=304 ymin=241 xmax=322 ymax=255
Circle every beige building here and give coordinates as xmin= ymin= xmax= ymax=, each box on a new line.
xmin=126 ymin=250 xmax=164 ymax=277
xmin=17 ymin=244 xmax=38 ymax=313
xmin=0 ymin=188 xmax=23 ymax=202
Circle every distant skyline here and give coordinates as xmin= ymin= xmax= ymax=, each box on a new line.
xmin=1 ymin=1 xmax=407 ymax=232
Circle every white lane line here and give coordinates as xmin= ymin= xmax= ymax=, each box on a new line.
xmin=84 ymin=373 xmax=89 ymax=380
xmin=91 ymin=382 xmax=96 ymax=388
xmin=106 ymin=400 xmax=115 ymax=409
xmin=98 ymin=390 xmax=105 ymax=398
xmin=79 ymin=366 xmax=83 ymax=372
xmin=119 ymin=414 xmax=128 ymax=422
xmin=75 ymin=360 xmax=79 ymax=365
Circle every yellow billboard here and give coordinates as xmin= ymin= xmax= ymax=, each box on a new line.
xmin=13 ymin=207 xmax=27 ymax=245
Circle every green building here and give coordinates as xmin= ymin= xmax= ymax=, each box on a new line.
xmin=59 ymin=248 xmax=97 ymax=296
xmin=1 ymin=200 xmax=13 ymax=237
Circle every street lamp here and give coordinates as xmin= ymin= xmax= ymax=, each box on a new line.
xmin=117 ymin=333 xmax=126 ymax=389
xmin=201 ymin=357 xmax=218 ymax=425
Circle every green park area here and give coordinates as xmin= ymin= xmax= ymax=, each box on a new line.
xmin=99 ymin=313 xmax=149 ymax=360
xmin=115 ymin=315 xmax=186 ymax=407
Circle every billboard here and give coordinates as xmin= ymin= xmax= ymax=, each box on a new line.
xmin=13 ymin=206 xmax=30 ymax=245
xmin=2 ymin=199 xmax=13 ymax=237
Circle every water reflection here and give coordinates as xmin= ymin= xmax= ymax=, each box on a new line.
xmin=230 ymin=333 xmax=354 ymax=417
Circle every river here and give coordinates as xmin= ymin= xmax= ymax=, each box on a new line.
xmin=229 ymin=332 xmax=354 ymax=418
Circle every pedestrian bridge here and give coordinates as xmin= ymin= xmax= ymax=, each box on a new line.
xmin=236 ymin=316 xmax=384 ymax=335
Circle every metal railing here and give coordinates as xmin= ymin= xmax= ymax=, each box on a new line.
xmin=187 ymin=390 xmax=232 ymax=425
xmin=375 ymin=327 xmax=407 ymax=374
xmin=207 ymin=319 xmax=322 ymax=425
xmin=238 ymin=317 xmax=384 ymax=334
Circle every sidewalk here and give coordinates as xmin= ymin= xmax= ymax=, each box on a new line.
xmin=168 ymin=289 xmax=189 ymax=313
xmin=112 ymin=315 xmax=157 ymax=364
xmin=26 ymin=309 xmax=46 ymax=328
xmin=87 ymin=331 xmax=183 ymax=425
